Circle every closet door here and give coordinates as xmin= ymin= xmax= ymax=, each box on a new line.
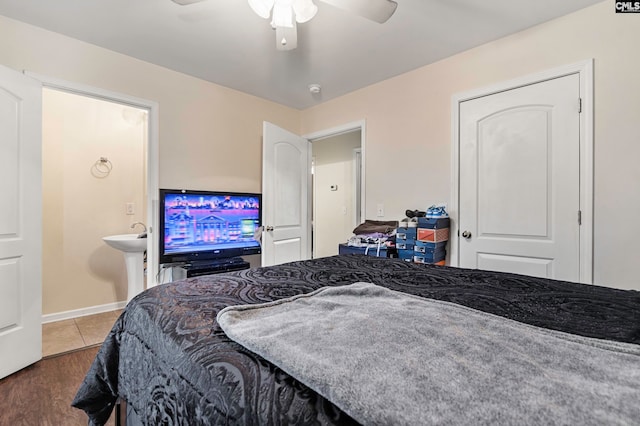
xmin=458 ymin=74 xmax=580 ymax=281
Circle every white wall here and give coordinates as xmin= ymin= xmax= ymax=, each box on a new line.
xmin=312 ymin=132 xmax=361 ymax=258
xmin=42 ymin=89 xmax=146 ymax=314
xmin=300 ymin=2 xmax=640 ymax=291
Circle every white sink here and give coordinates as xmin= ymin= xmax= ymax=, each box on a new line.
xmin=102 ymin=234 xmax=147 ymax=253
xmin=103 ymin=234 xmax=147 ymax=302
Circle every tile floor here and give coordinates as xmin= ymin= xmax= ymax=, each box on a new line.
xmin=42 ymin=310 xmax=122 ymax=358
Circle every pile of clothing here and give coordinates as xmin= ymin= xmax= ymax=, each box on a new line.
xmin=346 ymin=220 xmax=398 ymax=257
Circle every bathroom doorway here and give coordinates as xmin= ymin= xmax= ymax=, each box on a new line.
xmin=41 ymin=88 xmax=147 ymax=353
xmin=35 ymin=76 xmax=158 ymax=355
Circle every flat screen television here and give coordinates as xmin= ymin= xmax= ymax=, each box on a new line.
xmin=159 ymin=189 xmax=261 ymax=265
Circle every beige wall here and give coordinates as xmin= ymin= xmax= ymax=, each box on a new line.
xmin=2 ymin=0 xmax=638 ymax=315
xmin=300 ymin=2 xmax=640 ymax=291
xmin=0 ymin=14 xmax=300 ymax=193
xmin=312 ymin=131 xmax=361 ymax=258
xmin=0 ymin=14 xmax=300 ymax=313
xmin=42 ymin=89 xmax=146 ymax=314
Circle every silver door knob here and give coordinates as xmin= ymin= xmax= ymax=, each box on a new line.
xmin=265 ymin=226 xmax=274 ymax=232
xmin=461 ymin=230 xmax=472 ymax=239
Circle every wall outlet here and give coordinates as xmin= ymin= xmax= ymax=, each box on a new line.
xmin=126 ymin=202 xmax=135 ymax=215
xmin=376 ymin=204 xmax=384 ymax=217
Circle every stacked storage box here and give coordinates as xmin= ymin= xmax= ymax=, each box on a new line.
xmin=396 ymin=220 xmax=417 ymax=262
xmin=414 ymin=216 xmax=449 ymax=264
xmin=396 ymin=217 xmax=450 ymax=265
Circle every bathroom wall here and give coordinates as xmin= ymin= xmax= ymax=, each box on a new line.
xmin=42 ymin=88 xmax=146 ymax=315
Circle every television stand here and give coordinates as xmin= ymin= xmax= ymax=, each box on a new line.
xmin=182 ymin=257 xmax=250 ymax=277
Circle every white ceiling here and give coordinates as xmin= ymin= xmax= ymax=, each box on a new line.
xmin=0 ymin=0 xmax=602 ymax=109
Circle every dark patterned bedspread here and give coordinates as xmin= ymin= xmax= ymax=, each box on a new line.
xmin=72 ymin=255 xmax=640 ymax=425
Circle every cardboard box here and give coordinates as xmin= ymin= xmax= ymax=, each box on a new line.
xmin=398 ymin=249 xmax=414 ymax=262
xmin=417 ymin=228 xmax=449 ymax=242
xmin=338 ymin=244 xmax=389 ymax=257
xmin=413 ymin=251 xmax=446 ymax=264
xmin=396 ymin=227 xmax=417 ymax=240
xmin=414 ymin=240 xmax=447 ymax=254
xmin=396 ymin=241 xmax=415 ymax=250
xmin=416 ymin=217 xmax=450 ymax=229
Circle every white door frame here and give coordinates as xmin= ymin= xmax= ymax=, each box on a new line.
xmin=352 ymin=147 xmax=363 ymax=228
xmin=450 ymin=60 xmax=593 ymax=284
xmin=24 ymin=72 xmax=161 ymax=293
xmin=304 ymin=120 xmax=367 ymax=229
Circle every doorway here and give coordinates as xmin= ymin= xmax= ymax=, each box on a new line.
xmin=31 ymin=73 xmax=160 ymax=318
xmin=450 ymin=61 xmax=593 ymax=283
xmin=261 ymin=120 xmax=366 ymax=266
xmin=42 ymin=88 xmax=147 ymax=312
xmin=0 ymin=68 xmax=158 ymax=377
xmin=311 ymin=130 xmax=362 ymax=258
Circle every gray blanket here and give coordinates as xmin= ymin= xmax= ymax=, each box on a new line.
xmin=217 ymin=282 xmax=640 ymax=425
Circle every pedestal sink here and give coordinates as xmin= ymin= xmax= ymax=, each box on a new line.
xmin=103 ymin=234 xmax=147 ymax=302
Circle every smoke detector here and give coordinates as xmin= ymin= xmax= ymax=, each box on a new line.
xmin=308 ymin=84 xmax=321 ymax=94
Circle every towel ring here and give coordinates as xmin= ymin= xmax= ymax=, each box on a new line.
xmin=92 ymin=157 xmax=113 ymax=178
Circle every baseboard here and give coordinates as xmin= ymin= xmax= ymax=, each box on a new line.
xmin=41 ymin=300 xmax=127 ymax=324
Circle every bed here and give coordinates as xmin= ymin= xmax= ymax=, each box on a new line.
xmin=72 ymin=255 xmax=640 ymax=425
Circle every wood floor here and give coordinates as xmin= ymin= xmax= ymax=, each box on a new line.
xmin=0 ymin=347 xmax=116 ymax=426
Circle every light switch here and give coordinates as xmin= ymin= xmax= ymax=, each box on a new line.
xmin=376 ymin=204 xmax=384 ymax=217
xmin=126 ymin=202 xmax=135 ymax=215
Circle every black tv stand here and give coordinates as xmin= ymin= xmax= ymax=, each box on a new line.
xmin=182 ymin=257 xmax=250 ymax=277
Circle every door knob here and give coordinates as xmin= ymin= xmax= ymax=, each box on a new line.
xmin=265 ymin=226 xmax=274 ymax=232
xmin=461 ymin=230 xmax=472 ymax=239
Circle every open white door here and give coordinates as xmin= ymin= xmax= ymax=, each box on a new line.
xmin=0 ymin=65 xmax=42 ymax=379
xmin=262 ymin=122 xmax=311 ymax=267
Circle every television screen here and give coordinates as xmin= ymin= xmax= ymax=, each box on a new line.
xmin=159 ymin=189 xmax=261 ymax=264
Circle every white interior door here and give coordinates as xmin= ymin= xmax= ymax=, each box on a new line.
xmin=262 ymin=122 xmax=311 ymax=267
xmin=0 ymin=66 xmax=42 ymax=379
xmin=459 ymin=74 xmax=581 ymax=281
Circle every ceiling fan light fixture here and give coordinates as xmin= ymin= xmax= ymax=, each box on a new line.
xmin=249 ymin=0 xmax=317 ymax=50
xmin=246 ymin=0 xmax=396 ymax=50
xmin=272 ymin=1 xmax=295 ymax=28
xmin=293 ymin=0 xmax=318 ymax=23
xmin=275 ymin=25 xmax=297 ymax=50
xmin=248 ymin=0 xmax=274 ymax=19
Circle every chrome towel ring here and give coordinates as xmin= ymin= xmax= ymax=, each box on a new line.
xmin=92 ymin=157 xmax=113 ymax=178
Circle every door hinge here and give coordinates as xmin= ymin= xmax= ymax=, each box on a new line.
xmin=578 ymin=98 xmax=582 ymax=113
xmin=578 ymin=210 xmax=582 ymax=225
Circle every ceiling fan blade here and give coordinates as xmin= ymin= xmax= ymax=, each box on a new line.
xmin=320 ymin=0 xmax=397 ymax=23
xmin=171 ymin=0 xmax=207 ymax=5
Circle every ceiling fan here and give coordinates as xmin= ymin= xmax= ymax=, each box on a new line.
xmin=171 ymin=0 xmax=398 ymax=51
